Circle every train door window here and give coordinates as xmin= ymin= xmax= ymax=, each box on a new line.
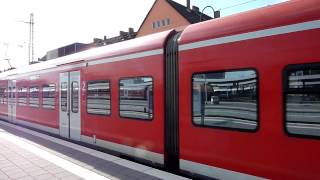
xmin=18 ymin=87 xmax=27 ymax=106
xmin=12 ymin=86 xmax=16 ymax=99
xmin=119 ymin=77 xmax=153 ymax=120
xmin=29 ymin=86 xmax=39 ymax=108
xmin=61 ymin=82 xmax=68 ymax=112
xmin=42 ymin=84 xmax=56 ymax=109
xmin=0 ymin=87 xmax=6 ymax=104
xmin=87 ymin=80 xmax=111 ymax=115
xmin=284 ymin=64 xmax=320 ymax=138
xmin=71 ymin=82 xmax=79 ymax=113
xmin=192 ymin=69 xmax=258 ymax=131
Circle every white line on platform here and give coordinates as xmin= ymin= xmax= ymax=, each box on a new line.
xmin=0 ymin=120 xmax=190 ymax=180
xmin=0 ymin=128 xmax=110 ymax=180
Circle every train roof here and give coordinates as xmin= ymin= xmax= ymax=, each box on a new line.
xmin=179 ymin=0 xmax=320 ymax=46
xmin=0 ymin=30 xmax=174 ymax=80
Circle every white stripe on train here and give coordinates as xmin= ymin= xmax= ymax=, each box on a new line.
xmin=180 ymin=19 xmax=320 ymax=51
xmin=180 ymin=159 xmax=266 ymax=180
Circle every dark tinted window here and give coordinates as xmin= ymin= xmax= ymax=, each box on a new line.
xmin=0 ymin=88 xmax=7 ymax=104
xmin=87 ymin=80 xmax=111 ymax=115
xmin=192 ymin=69 xmax=258 ymax=131
xmin=42 ymin=84 xmax=56 ymax=109
xmin=285 ymin=64 xmax=320 ymax=137
xmin=119 ymin=77 xmax=153 ymax=120
xmin=29 ymin=86 xmax=39 ymax=107
xmin=61 ymin=82 xmax=68 ymax=112
xmin=18 ymin=87 xmax=28 ymax=106
xmin=71 ymin=82 xmax=79 ymax=113
xmin=8 ymin=86 xmax=16 ymax=101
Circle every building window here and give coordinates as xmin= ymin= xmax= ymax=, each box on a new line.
xmin=284 ymin=64 xmax=320 ymax=138
xmin=87 ymin=80 xmax=111 ymax=115
xmin=42 ymin=84 xmax=55 ymax=109
xmin=61 ymin=82 xmax=68 ymax=112
xmin=29 ymin=86 xmax=39 ymax=107
xmin=157 ymin=21 xmax=161 ymax=28
xmin=192 ymin=69 xmax=258 ymax=131
xmin=162 ymin=19 xmax=166 ymax=26
xmin=119 ymin=77 xmax=153 ymax=120
xmin=18 ymin=87 xmax=28 ymax=106
xmin=0 ymin=87 xmax=7 ymax=104
xmin=166 ymin=18 xmax=170 ymax=26
xmin=152 ymin=22 xmax=156 ymax=29
xmin=153 ymin=18 xmax=170 ymax=29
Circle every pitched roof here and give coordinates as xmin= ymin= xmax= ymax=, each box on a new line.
xmin=137 ymin=0 xmax=213 ymax=34
xmin=166 ymin=0 xmax=212 ymax=23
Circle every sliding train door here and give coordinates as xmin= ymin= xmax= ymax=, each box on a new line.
xmin=8 ymin=80 xmax=16 ymax=123
xmin=59 ymin=71 xmax=81 ymax=141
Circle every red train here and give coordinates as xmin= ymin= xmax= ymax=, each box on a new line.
xmin=1 ymin=0 xmax=320 ymax=179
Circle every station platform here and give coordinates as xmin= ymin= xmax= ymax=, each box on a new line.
xmin=0 ymin=120 xmax=190 ymax=180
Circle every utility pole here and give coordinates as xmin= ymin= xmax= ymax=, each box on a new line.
xmin=17 ymin=13 xmax=34 ymax=64
xmin=29 ymin=13 xmax=35 ymax=64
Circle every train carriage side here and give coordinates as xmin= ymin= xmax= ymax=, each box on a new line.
xmin=178 ymin=0 xmax=320 ymax=179
xmin=0 ymin=30 xmax=175 ymax=167
xmin=0 ymin=80 xmax=8 ymax=120
xmin=80 ymin=30 xmax=174 ymax=165
xmin=14 ymin=71 xmax=60 ymax=130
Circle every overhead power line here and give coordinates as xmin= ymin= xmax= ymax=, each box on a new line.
xmin=219 ymin=0 xmax=262 ymax=11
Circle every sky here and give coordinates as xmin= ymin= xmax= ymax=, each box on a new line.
xmin=0 ymin=0 xmax=287 ymax=71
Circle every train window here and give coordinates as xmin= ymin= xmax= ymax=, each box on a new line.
xmin=18 ymin=87 xmax=28 ymax=106
xmin=284 ymin=64 xmax=320 ymax=138
xmin=87 ymin=80 xmax=111 ymax=115
xmin=8 ymin=86 xmax=16 ymax=102
xmin=71 ymin=82 xmax=79 ymax=113
xmin=119 ymin=77 xmax=153 ymax=120
xmin=192 ymin=69 xmax=258 ymax=131
xmin=0 ymin=88 xmax=7 ymax=104
xmin=29 ymin=86 xmax=39 ymax=108
xmin=42 ymin=84 xmax=56 ymax=110
xmin=61 ymin=82 xmax=68 ymax=112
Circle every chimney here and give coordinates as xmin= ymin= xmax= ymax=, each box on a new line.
xmin=192 ymin=5 xmax=199 ymax=12
xmin=128 ymin=28 xmax=134 ymax=34
xmin=186 ymin=0 xmax=190 ymax=9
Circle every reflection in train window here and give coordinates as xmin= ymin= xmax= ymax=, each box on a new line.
xmin=42 ymin=84 xmax=56 ymax=109
xmin=18 ymin=87 xmax=28 ymax=106
xmin=71 ymin=82 xmax=79 ymax=113
xmin=285 ymin=64 xmax=320 ymax=138
xmin=192 ymin=69 xmax=258 ymax=131
xmin=119 ymin=77 xmax=153 ymax=120
xmin=29 ymin=86 xmax=39 ymax=108
xmin=87 ymin=80 xmax=111 ymax=115
xmin=0 ymin=87 xmax=7 ymax=104
xmin=61 ymin=83 xmax=68 ymax=112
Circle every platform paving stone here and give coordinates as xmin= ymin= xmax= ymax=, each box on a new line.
xmin=0 ymin=122 xmax=188 ymax=180
xmin=0 ymin=130 xmax=82 ymax=180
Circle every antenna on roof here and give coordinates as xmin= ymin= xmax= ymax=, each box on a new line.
xmin=200 ymin=6 xmax=220 ymax=22
xmin=2 ymin=43 xmax=15 ymax=71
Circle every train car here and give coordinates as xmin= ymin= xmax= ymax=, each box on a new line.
xmin=178 ymin=0 xmax=320 ymax=179
xmin=0 ymin=30 xmax=171 ymax=166
xmin=0 ymin=0 xmax=319 ymax=179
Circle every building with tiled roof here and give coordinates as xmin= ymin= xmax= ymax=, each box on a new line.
xmin=137 ymin=0 xmax=218 ymax=37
